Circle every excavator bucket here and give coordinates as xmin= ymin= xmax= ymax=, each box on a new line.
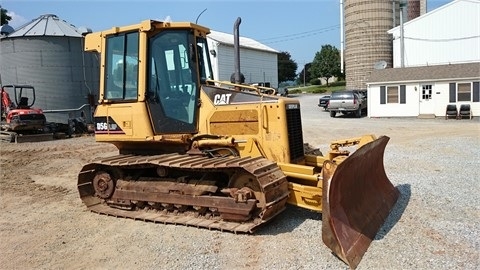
xmin=322 ymin=136 xmax=399 ymax=269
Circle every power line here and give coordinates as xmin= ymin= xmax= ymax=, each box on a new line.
xmin=256 ymin=25 xmax=340 ymax=45
xmin=258 ymin=25 xmax=340 ymax=41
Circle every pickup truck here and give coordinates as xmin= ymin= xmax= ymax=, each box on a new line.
xmin=318 ymin=95 xmax=330 ymax=110
xmin=327 ymin=90 xmax=367 ymax=118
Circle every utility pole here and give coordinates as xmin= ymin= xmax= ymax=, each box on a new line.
xmin=400 ymin=1 xmax=406 ymax=68
xmin=340 ymin=0 xmax=344 ymax=73
xmin=303 ymin=63 xmax=306 ymax=87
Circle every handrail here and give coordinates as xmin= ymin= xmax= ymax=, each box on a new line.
xmin=42 ymin=104 xmax=91 ymax=114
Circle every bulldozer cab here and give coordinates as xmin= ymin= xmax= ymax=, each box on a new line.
xmin=95 ymin=21 xmax=214 ymax=135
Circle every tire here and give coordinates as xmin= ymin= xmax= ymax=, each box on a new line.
xmin=330 ymin=111 xmax=336 ymax=118
xmin=355 ymin=107 xmax=362 ymax=118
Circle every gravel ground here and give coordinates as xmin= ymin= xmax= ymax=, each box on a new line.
xmin=0 ymin=93 xmax=479 ymax=270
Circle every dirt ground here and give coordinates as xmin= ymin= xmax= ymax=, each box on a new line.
xmin=1 ymin=94 xmax=479 ymax=269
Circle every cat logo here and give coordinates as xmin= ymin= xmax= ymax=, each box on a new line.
xmin=213 ymin=93 xmax=232 ymax=105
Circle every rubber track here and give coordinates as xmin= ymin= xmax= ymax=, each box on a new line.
xmin=78 ymin=153 xmax=289 ymax=233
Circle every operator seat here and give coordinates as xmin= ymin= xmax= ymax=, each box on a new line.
xmin=17 ymin=97 xmax=29 ymax=109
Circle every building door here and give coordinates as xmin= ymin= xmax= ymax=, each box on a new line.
xmin=419 ymin=84 xmax=434 ymax=115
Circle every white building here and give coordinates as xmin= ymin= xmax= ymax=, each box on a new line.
xmin=367 ymin=0 xmax=480 ymax=118
xmin=207 ymin=30 xmax=279 ymax=88
xmin=389 ymin=0 xmax=480 ymax=68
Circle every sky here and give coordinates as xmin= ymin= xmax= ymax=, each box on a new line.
xmin=3 ymin=0 xmax=452 ymax=71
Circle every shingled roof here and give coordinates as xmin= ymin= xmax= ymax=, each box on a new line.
xmin=368 ymin=62 xmax=480 ymax=84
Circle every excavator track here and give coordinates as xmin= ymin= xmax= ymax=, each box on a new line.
xmin=78 ymin=154 xmax=290 ymax=233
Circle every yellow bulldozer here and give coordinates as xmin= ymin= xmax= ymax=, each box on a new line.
xmin=78 ymin=18 xmax=399 ymax=269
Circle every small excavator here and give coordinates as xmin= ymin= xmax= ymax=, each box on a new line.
xmin=1 ymin=84 xmax=48 ymax=142
xmin=78 ymin=18 xmax=399 ymax=269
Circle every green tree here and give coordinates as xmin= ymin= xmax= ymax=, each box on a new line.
xmin=309 ymin=44 xmax=341 ymax=86
xmin=1 ymin=6 xmax=12 ymax=25
xmin=277 ymin=51 xmax=297 ymax=83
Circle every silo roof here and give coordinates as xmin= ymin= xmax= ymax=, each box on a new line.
xmin=7 ymin=14 xmax=84 ymax=37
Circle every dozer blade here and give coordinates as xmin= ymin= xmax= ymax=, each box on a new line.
xmin=322 ymin=136 xmax=399 ymax=269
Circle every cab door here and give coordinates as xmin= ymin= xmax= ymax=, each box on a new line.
xmin=146 ymin=30 xmax=199 ymax=134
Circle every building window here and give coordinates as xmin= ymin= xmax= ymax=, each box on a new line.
xmin=450 ymin=82 xmax=480 ymax=103
xmin=380 ymin=85 xmax=406 ymax=104
xmin=387 ymin=86 xmax=399 ymax=103
xmin=422 ymin=85 xmax=432 ymax=100
xmin=457 ymin=83 xmax=471 ymax=102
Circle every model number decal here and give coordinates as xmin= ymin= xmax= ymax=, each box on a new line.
xmin=96 ymin=122 xmax=118 ymax=131
xmin=286 ymin=104 xmax=299 ymax=110
xmin=213 ymin=94 xmax=232 ymax=105
xmin=94 ymin=116 xmax=125 ymax=134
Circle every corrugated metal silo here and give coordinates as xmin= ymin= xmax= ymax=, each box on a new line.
xmin=344 ymin=0 xmax=399 ymax=90
xmin=0 ymin=14 xmax=99 ymax=123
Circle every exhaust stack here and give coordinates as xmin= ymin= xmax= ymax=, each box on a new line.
xmin=230 ymin=17 xmax=244 ymax=84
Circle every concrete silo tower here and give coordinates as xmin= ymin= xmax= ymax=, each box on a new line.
xmin=343 ymin=0 xmax=400 ymax=90
xmin=341 ymin=0 xmax=426 ymax=90
xmin=0 ymin=14 xmax=99 ymax=123
xmin=408 ymin=0 xmax=427 ymax=20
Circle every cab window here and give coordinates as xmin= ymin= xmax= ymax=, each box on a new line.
xmin=104 ymin=32 xmax=139 ymax=100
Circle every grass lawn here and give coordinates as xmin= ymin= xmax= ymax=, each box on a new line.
xmin=288 ymin=81 xmax=346 ymax=94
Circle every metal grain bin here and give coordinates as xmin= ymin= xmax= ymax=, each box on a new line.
xmin=0 ymin=14 xmax=99 ymax=123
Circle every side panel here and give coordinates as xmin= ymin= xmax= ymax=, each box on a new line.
xmin=198 ymin=85 xmax=302 ymax=164
xmin=94 ymin=103 xmax=153 ymax=141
